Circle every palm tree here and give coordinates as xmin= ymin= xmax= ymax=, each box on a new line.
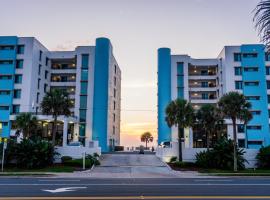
xmin=254 ymin=0 xmax=270 ymax=51
xmin=140 ymin=132 xmax=153 ymax=149
xmin=41 ymin=89 xmax=72 ymax=145
xmin=218 ymin=92 xmax=252 ymax=171
xmin=196 ymin=104 xmax=224 ymax=151
xmin=165 ymin=98 xmax=195 ymax=161
xmin=15 ymin=112 xmax=38 ymax=138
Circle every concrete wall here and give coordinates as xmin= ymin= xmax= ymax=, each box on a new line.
xmin=156 ymin=146 xmax=259 ymax=168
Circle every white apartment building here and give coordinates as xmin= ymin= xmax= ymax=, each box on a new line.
xmin=0 ymin=36 xmax=121 ymax=152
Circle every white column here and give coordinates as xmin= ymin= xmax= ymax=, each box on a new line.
xmin=63 ymin=118 xmax=68 ymax=147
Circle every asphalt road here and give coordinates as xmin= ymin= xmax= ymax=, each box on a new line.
xmin=1 ymin=177 xmax=270 ymax=199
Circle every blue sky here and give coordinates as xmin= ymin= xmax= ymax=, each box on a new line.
xmin=0 ymin=0 xmax=261 ymax=147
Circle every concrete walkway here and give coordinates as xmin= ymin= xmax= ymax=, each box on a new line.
xmin=54 ymin=153 xmax=212 ymax=178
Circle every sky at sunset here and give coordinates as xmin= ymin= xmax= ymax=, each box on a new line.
xmin=0 ymin=0 xmax=261 ymax=147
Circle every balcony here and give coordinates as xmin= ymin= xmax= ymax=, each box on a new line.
xmin=0 ymin=64 xmax=15 ymax=74
xmin=0 ymin=49 xmax=16 ymax=59
xmin=0 ymin=79 xmax=13 ymax=90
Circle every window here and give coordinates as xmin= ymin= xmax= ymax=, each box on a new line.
xmin=0 ymin=60 xmax=13 ymax=65
xmin=268 ymin=95 xmax=270 ymax=103
xmin=81 ymin=69 xmax=88 ymax=81
xmin=46 ymin=57 xmax=49 ymax=66
xmin=16 ymin=60 xmax=23 ymax=69
xmin=113 ymin=126 xmax=115 ymax=135
xmin=266 ymin=53 xmax=270 ymax=61
xmin=250 ymin=110 xmax=261 ymax=115
xmin=243 ymin=53 xmax=257 ymax=58
xmin=113 ymin=113 xmax=115 ymax=122
xmin=17 ymin=45 xmax=25 ymax=54
xmin=80 ymin=95 xmax=87 ymax=108
xmin=202 ymin=93 xmax=208 ymax=99
xmin=38 ymin=64 xmax=41 ymax=75
xmin=244 ymin=81 xmax=259 ymax=86
xmin=0 ymin=45 xmax=14 ymax=50
xmin=79 ymin=110 xmax=86 ymax=122
xmin=114 ymin=88 xmax=116 ymax=98
xmin=266 ymin=67 xmax=270 ymax=75
xmin=44 ymin=84 xmax=47 ymax=93
xmin=38 ymin=78 xmax=41 ymax=89
xmin=177 ymin=62 xmax=184 ymax=75
xmin=237 ymin=125 xmax=245 ymax=133
xmin=0 ymin=122 xmax=8 ymax=127
xmin=114 ymin=77 xmax=116 ymax=86
xmin=0 ymin=75 xmax=12 ymax=80
xmin=12 ymin=105 xmax=20 ymax=114
xmin=247 ymin=125 xmax=261 ymax=130
xmin=234 ymin=67 xmax=242 ymax=75
xmin=248 ymin=141 xmax=262 ymax=145
xmin=14 ymin=75 xmax=22 ymax=83
xmin=80 ymin=82 xmax=88 ymax=95
xmin=201 ymin=82 xmax=208 ymax=88
xmin=13 ymin=89 xmax=21 ymax=99
xmin=113 ymin=101 xmax=116 ymax=110
xmin=238 ymin=139 xmax=245 ymax=148
xmin=39 ymin=50 xmax=42 ymax=61
xmin=81 ymin=54 xmax=89 ymax=69
xmin=0 ymin=90 xmax=10 ymax=95
xmin=246 ymin=96 xmax=260 ymax=100
xmin=244 ymin=67 xmax=258 ymax=72
xmin=36 ymin=92 xmax=39 ymax=103
xmin=235 ymin=81 xmax=243 ymax=89
xmin=267 ymin=81 xmax=270 ymax=89
xmin=0 ymin=106 xmax=9 ymax=110
xmin=234 ymin=53 xmax=242 ymax=61
xmin=45 ymin=70 xmax=48 ymax=79
xmin=114 ymin=65 xmax=117 ymax=74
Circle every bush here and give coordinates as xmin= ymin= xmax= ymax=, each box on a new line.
xmin=86 ymin=154 xmax=100 ymax=166
xmin=256 ymin=146 xmax=270 ymax=169
xmin=174 ymin=161 xmax=197 ymax=168
xmin=195 ymin=138 xmax=246 ymax=170
xmin=169 ymin=156 xmax=177 ymax=163
xmin=114 ymin=146 xmax=124 ymax=151
xmin=61 ymin=156 xmax=72 ymax=163
xmin=0 ymin=138 xmax=57 ymax=169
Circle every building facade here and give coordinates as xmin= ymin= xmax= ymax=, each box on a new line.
xmin=158 ymin=44 xmax=270 ymax=149
xmin=0 ymin=36 xmax=121 ymax=152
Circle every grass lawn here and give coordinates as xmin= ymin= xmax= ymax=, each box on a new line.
xmin=0 ymin=158 xmax=95 ymax=175
xmin=200 ymin=168 xmax=270 ymax=176
xmin=168 ymin=162 xmax=270 ymax=176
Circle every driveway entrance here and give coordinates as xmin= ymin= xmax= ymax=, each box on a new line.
xmin=90 ymin=153 xmax=176 ymax=178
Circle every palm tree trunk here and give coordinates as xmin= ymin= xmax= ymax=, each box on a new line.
xmin=178 ymin=126 xmax=183 ymax=161
xmin=206 ymin=131 xmax=210 ymax=151
xmin=232 ymin=118 xmax=238 ymax=172
xmin=52 ymin=117 xmax=57 ymax=146
xmin=145 ymin=140 xmax=148 ymax=149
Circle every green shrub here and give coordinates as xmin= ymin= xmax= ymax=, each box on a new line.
xmin=195 ymin=138 xmax=246 ymax=170
xmin=256 ymin=146 xmax=270 ymax=169
xmin=169 ymin=156 xmax=177 ymax=163
xmin=114 ymin=146 xmax=124 ymax=151
xmin=0 ymin=138 xmax=57 ymax=169
xmin=174 ymin=161 xmax=197 ymax=168
xmin=86 ymin=154 xmax=100 ymax=166
xmin=195 ymin=150 xmax=213 ymax=169
xmin=61 ymin=156 xmax=72 ymax=163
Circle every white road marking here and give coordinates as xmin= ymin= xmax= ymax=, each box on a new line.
xmin=39 ymin=180 xmax=81 ymax=182
xmin=42 ymin=187 xmax=87 ymax=193
xmin=1 ymin=183 xmax=270 ymax=186
xmin=194 ymin=179 xmax=233 ymax=182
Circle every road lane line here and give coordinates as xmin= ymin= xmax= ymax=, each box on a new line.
xmin=1 ymin=183 xmax=270 ymax=186
xmin=194 ymin=179 xmax=233 ymax=182
xmin=1 ymin=196 xmax=270 ymax=199
xmin=38 ymin=180 xmax=81 ymax=182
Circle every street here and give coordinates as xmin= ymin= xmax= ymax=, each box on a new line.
xmin=0 ymin=177 xmax=270 ymax=199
